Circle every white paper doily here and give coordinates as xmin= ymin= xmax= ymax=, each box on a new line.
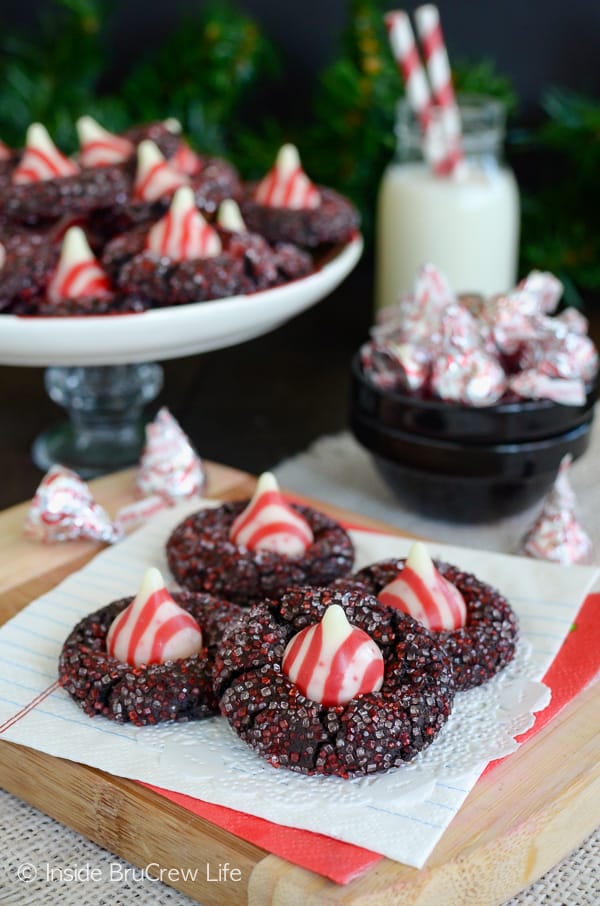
xmin=0 ymin=502 xmax=596 ymax=867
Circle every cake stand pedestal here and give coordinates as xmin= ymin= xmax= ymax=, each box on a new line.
xmin=31 ymin=363 xmax=164 ymax=478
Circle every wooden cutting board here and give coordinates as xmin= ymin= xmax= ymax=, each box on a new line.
xmin=0 ymin=463 xmax=599 ymax=906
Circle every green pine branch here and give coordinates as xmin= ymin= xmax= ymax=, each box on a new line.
xmin=0 ymin=0 xmax=598 ymax=299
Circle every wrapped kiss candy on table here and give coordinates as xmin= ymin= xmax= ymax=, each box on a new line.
xmin=135 ymin=407 xmax=206 ymax=501
xmin=520 ymin=455 xmax=593 ymax=565
xmin=115 ymin=408 xmax=207 ymax=532
xmin=24 ymin=464 xmax=123 ymax=544
xmin=24 ymin=409 xmax=204 ymax=541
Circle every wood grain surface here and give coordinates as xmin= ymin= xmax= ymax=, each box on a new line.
xmin=0 ymin=465 xmax=598 ymax=905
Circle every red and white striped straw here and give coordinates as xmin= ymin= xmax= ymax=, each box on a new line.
xmin=385 ymin=10 xmax=432 ymax=136
xmin=414 ymin=4 xmax=463 ymax=173
xmin=385 ymin=7 xmax=463 ymax=175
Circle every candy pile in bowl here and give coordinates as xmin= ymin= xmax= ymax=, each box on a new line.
xmin=0 ymin=120 xmax=359 ymax=315
xmin=351 ymin=264 xmax=598 ymax=522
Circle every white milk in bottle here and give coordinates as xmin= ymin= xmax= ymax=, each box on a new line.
xmin=375 ymin=96 xmax=520 ymax=313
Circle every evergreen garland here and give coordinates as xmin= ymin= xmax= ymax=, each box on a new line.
xmin=0 ymin=0 xmax=598 ymax=302
xmin=519 ymin=89 xmax=600 ymax=304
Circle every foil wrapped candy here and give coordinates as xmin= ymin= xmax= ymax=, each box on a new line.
xmin=24 ymin=465 xmax=123 ymax=544
xmin=24 ymin=408 xmax=205 ymax=542
xmin=520 ymin=455 xmax=593 ymax=565
xmin=364 ymin=265 xmax=598 ymax=407
xmin=136 ymin=407 xmax=206 ymax=502
xmin=116 ymin=407 xmax=206 ymax=531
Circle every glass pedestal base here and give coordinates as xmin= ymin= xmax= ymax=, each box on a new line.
xmin=32 ymin=363 xmax=164 ymax=479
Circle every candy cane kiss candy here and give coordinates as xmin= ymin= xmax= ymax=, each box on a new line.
xmin=217 ymin=198 xmax=247 ymax=233
xmin=106 ymin=567 xmax=203 ymax=666
xmin=229 ymin=472 xmax=313 ymax=557
xmin=378 ymin=542 xmax=467 ymax=631
xmin=134 ymin=140 xmax=189 ymax=202
xmin=282 ymin=604 xmax=384 ymax=706
xmin=146 ymin=186 xmax=221 ymax=260
xmin=76 ymin=115 xmax=134 ymax=168
xmin=12 ymin=122 xmax=79 ymax=184
xmin=46 ymin=226 xmax=111 ymax=303
xmin=254 ymin=144 xmax=320 ymax=210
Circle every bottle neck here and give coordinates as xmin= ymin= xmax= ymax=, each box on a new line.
xmin=394 ymin=95 xmax=507 ymax=168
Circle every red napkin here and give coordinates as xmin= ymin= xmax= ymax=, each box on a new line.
xmin=144 ymin=591 xmax=600 ymax=884
xmin=487 ymin=590 xmax=600 ymax=765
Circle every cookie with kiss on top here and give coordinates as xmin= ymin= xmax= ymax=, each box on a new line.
xmin=58 ymin=567 xmax=244 ymax=725
xmin=9 ymin=224 xmax=146 ymax=316
xmin=76 ymin=116 xmax=184 ymax=169
xmin=240 ymin=144 xmax=360 ymax=248
xmin=214 ymin=586 xmax=456 ymax=777
xmin=215 ymin=199 xmax=313 ymax=289
xmin=2 ymin=123 xmax=130 ymax=225
xmin=334 ymin=542 xmax=519 ymax=691
xmin=165 ymin=472 xmax=355 ymax=606
xmin=108 ymin=185 xmax=247 ymax=305
xmin=121 ymin=138 xmax=241 ymax=227
xmin=103 ymin=194 xmax=313 ymax=305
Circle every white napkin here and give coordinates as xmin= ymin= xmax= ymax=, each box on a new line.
xmin=0 ymin=500 xmax=597 ymax=868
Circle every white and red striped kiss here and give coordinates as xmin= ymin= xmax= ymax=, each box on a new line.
xmin=46 ymin=227 xmax=111 ymax=303
xmin=134 ymin=140 xmax=189 ymax=203
xmin=378 ymin=542 xmax=467 ymax=632
xmin=12 ymin=123 xmax=79 ymax=185
xmin=229 ymin=472 xmax=313 ymax=558
xmin=254 ymin=144 xmax=320 ymax=210
xmin=106 ymin=567 xmax=203 ymax=666
xmin=76 ymin=115 xmax=134 ymax=168
xmin=145 ymin=186 xmax=222 ymax=261
xmin=282 ymin=604 xmax=384 ymax=706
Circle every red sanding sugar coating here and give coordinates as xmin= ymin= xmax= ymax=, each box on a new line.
xmin=4 ymin=165 xmax=131 ymax=223
xmin=214 ymin=586 xmax=456 ymax=778
xmin=337 ymin=558 xmax=518 ymax=691
xmin=165 ymin=501 xmax=355 ymax=606
xmin=240 ymin=186 xmax=360 ymax=248
xmin=58 ymin=591 xmax=244 ymax=725
xmin=0 ymin=118 xmax=359 ymax=316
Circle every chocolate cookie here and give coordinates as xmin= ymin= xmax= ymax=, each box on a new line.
xmin=166 ymin=502 xmax=355 ymax=606
xmin=58 ymin=591 xmax=243 ymax=725
xmin=0 ymin=229 xmax=59 ymax=312
xmin=240 ymin=186 xmax=360 ymax=248
xmin=2 ymin=165 xmax=131 ymax=224
xmin=339 ymin=558 xmax=519 ymax=690
xmin=214 ymin=586 xmax=456 ymax=777
xmin=115 ymin=249 xmax=246 ymax=305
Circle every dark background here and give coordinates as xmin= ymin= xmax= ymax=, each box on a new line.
xmin=2 ymin=0 xmax=600 ymax=118
xmin=1 ymin=1 xmax=599 ymax=510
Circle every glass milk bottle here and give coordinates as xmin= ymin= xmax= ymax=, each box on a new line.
xmin=375 ymin=96 xmax=520 ymax=314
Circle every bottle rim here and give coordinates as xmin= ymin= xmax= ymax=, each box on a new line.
xmin=395 ymin=94 xmax=506 ymax=156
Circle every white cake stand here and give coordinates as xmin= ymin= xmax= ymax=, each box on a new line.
xmin=0 ymin=236 xmax=362 ymax=477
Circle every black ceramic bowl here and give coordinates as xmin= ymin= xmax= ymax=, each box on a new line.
xmin=351 ymin=353 xmax=597 ymax=443
xmin=350 ymin=355 xmax=596 ymax=522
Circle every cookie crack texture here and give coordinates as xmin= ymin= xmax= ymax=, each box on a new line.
xmin=214 ymin=589 xmax=456 ymax=777
xmin=166 ymin=501 xmax=355 ymax=606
